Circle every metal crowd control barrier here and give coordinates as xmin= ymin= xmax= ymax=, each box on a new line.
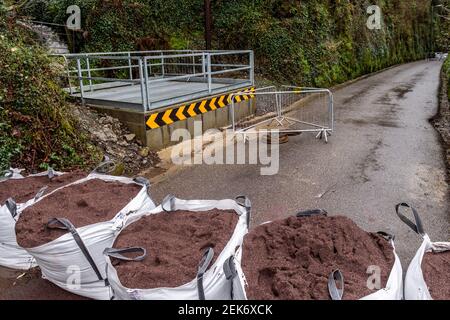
xmin=231 ymin=86 xmax=334 ymax=143
xmin=57 ymin=50 xmax=254 ymax=111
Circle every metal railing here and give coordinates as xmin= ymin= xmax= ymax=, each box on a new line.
xmin=58 ymin=50 xmax=254 ymax=111
xmin=231 ymin=86 xmax=334 ymax=143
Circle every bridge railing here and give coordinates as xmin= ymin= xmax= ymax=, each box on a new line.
xmin=57 ymin=50 xmax=254 ymax=111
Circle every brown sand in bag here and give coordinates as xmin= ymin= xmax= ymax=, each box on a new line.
xmin=422 ymin=250 xmax=450 ymax=300
xmin=242 ymin=215 xmax=395 ymax=300
xmin=0 ymin=171 xmax=86 ymax=204
xmin=112 ymin=209 xmax=238 ymax=289
xmin=15 ymin=179 xmax=142 ymax=248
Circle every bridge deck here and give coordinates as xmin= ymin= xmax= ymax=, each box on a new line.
xmin=75 ymin=79 xmax=252 ymax=112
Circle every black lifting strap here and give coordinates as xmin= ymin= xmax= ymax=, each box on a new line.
xmin=47 ymin=217 xmax=104 ymax=281
xmin=328 ymin=269 xmax=344 ymax=300
xmin=235 ymin=196 xmax=252 ymax=229
xmin=1 ymin=169 xmax=13 ymax=180
xmin=223 ymin=256 xmax=238 ymax=300
xmin=103 ymin=247 xmax=147 ymax=262
xmin=376 ymin=231 xmax=395 ymax=241
xmin=47 ymin=167 xmax=55 ymax=179
xmin=395 ymin=203 xmax=425 ymax=236
xmin=296 ymin=208 xmax=328 ymax=217
xmin=197 ymin=247 xmax=215 ymax=300
xmin=5 ymin=198 xmax=17 ymax=219
xmin=91 ymin=160 xmax=117 ymax=175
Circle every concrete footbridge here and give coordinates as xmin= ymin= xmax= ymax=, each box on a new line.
xmin=61 ymin=50 xmax=257 ymax=149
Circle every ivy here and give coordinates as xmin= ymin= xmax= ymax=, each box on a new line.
xmin=0 ymin=8 xmax=101 ymax=172
xmin=20 ymin=0 xmax=434 ymax=88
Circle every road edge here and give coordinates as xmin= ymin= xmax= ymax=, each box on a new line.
xmin=430 ymin=61 xmax=450 ymax=183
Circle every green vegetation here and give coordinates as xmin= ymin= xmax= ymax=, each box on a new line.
xmin=0 ymin=5 xmax=101 ymax=171
xmin=444 ymin=57 xmax=450 ymax=99
xmin=22 ymin=0 xmax=433 ymax=87
xmin=434 ymin=0 xmax=450 ymax=53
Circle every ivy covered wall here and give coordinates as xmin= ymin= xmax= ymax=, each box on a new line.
xmin=22 ymin=0 xmax=433 ymax=87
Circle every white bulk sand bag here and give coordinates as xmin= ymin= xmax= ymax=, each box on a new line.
xmin=0 ymin=168 xmax=24 ymax=180
xmin=104 ymin=195 xmax=251 ymax=300
xmin=230 ymin=210 xmax=403 ymax=300
xmin=17 ymin=173 xmax=156 ymax=300
xmin=359 ymin=236 xmax=403 ymax=300
xmin=0 ymin=168 xmax=62 ymax=270
xmin=320 ymin=232 xmax=402 ymax=301
xmin=396 ymin=203 xmax=450 ymax=300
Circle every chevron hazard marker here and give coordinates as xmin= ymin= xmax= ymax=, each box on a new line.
xmin=145 ymin=87 xmax=255 ymax=129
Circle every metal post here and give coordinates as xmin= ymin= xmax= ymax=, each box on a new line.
xmin=192 ymin=54 xmax=196 ymax=75
xmin=275 ymin=93 xmax=281 ymax=117
xmin=161 ymin=52 xmax=165 ymax=78
xmin=202 ymin=53 xmax=206 ymax=79
xmin=138 ymin=58 xmax=147 ymax=111
xmin=249 ymin=51 xmax=255 ymax=85
xmin=329 ymin=91 xmax=334 ymax=132
xmin=231 ymin=95 xmax=236 ymax=132
xmin=128 ymin=52 xmax=133 ymax=84
xmin=62 ymin=56 xmax=73 ymax=95
xmin=76 ymin=58 xmax=84 ymax=101
xmin=207 ymin=53 xmax=212 ymax=93
xmin=86 ymin=57 xmax=93 ymax=92
xmin=143 ymin=57 xmax=150 ymax=110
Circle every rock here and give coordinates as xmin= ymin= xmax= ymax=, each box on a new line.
xmin=139 ymin=147 xmax=150 ymax=157
xmin=124 ymin=134 xmax=136 ymax=142
xmin=94 ymin=130 xmax=108 ymax=142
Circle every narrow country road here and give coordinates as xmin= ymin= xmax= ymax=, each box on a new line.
xmin=149 ymin=60 xmax=449 ymax=265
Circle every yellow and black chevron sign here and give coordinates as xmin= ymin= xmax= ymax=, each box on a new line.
xmin=146 ymin=87 xmax=255 ymax=129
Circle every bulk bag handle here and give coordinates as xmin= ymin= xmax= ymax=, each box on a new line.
xmin=91 ymin=160 xmax=117 ymax=175
xmin=395 ymin=203 xmax=425 ymax=236
xmin=376 ymin=231 xmax=395 ymax=241
xmin=197 ymin=247 xmax=214 ymax=300
xmin=46 ymin=167 xmax=55 ymax=179
xmin=5 ymin=198 xmax=17 ymax=218
xmin=103 ymin=247 xmax=147 ymax=262
xmin=46 ymin=217 xmax=104 ymax=282
xmin=133 ymin=177 xmax=151 ymax=197
xmin=133 ymin=177 xmax=150 ymax=189
xmin=328 ymin=269 xmax=344 ymax=300
xmin=161 ymin=194 xmax=176 ymax=212
xmin=235 ymin=196 xmax=252 ymax=228
xmin=223 ymin=256 xmax=237 ymax=281
xmin=223 ymin=256 xmax=238 ymax=300
xmin=296 ymin=209 xmax=328 ymax=217
xmin=34 ymin=185 xmax=48 ymax=201
xmin=1 ymin=169 xmax=13 ymax=180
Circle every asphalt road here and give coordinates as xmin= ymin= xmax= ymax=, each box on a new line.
xmin=149 ymin=60 xmax=449 ymax=265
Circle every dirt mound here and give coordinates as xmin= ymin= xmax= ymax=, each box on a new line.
xmin=422 ymin=250 xmax=450 ymax=300
xmin=112 ymin=209 xmax=238 ymax=289
xmin=0 ymin=171 xmax=86 ymax=205
xmin=242 ymin=215 xmax=394 ymax=300
xmin=15 ymin=179 xmax=141 ymax=248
